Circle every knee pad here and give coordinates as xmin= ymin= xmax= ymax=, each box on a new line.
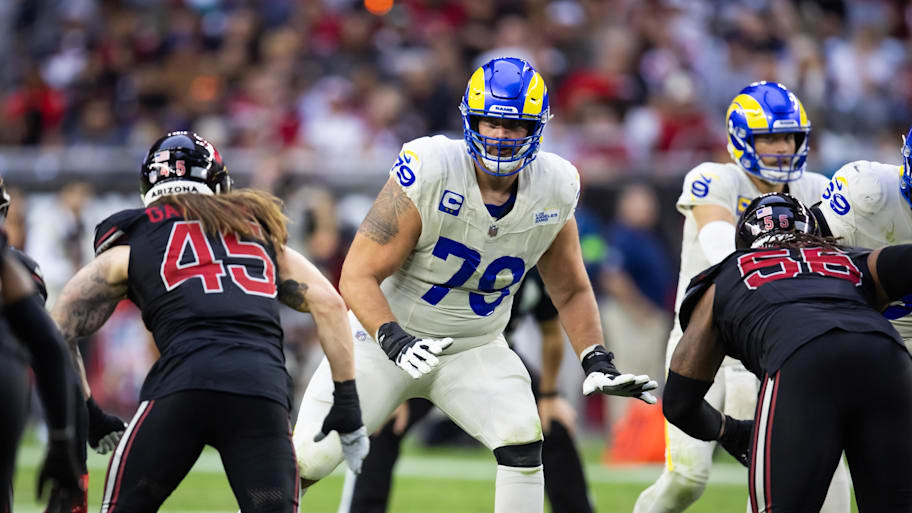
xmin=665 ymin=468 xmax=708 ymax=506
xmin=293 ymin=426 xmax=341 ymax=481
xmin=493 ymin=441 xmax=543 ymax=468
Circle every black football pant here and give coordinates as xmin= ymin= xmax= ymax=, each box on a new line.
xmin=0 ymin=358 xmax=29 ymax=513
xmin=749 ymin=330 xmax=912 ymax=513
xmin=100 ymin=390 xmax=297 ymax=513
xmin=343 ymin=361 xmax=595 ymax=513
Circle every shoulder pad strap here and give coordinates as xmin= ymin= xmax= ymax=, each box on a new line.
xmin=9 ymin=247 xmax=47 ymax=304
xmin=94 ymin=208 xmax=145 ymax=255
xmin=809 ymin=202 xmax=833 ymax=237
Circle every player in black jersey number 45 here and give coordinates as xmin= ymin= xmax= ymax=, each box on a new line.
xmin=49 ymin=131 xmax=369 ymax=513
xmin=663 ymin=192 xmax=912 ymax=513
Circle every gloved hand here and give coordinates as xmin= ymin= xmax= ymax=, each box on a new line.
xmin=718 ymin=415 xmax=753 ymax=467
xmin=376 ymin=322 xmax=453 ymax=379
xmin=313 ymin=380 xmax=370 ymax=474
xmin=87 ymin=396 xmax=126 ymax=454
xmin=580 ymin=345 xmax=658 ymax=404
xmin=37 ymin=432 xmax=83 ymax=512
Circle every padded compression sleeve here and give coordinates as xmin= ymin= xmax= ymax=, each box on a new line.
xmin=5 ymin=293 xmax=73 ymax=433
xmin=876 ymin=244 xmax=912 ymax=302
xmin=662 ymin=370 xmax=722 ymax=441
xmin=698 ymin=221 xmax=736 ymax=265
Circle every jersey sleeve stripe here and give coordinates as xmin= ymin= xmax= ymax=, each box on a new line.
xmin=95 ymin=227 xmax=125 ymax=255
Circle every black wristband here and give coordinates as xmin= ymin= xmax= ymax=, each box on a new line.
xmin=326 ymin=380 xmax=363 ymax=433
xmin=332 ymin=380 xmax=359 ymax=402
xmin=581 ymin=345 xmax=616 ymax=376
xmin=376 ymin=321 xmax=416 ymax=360
xmin=538 ymin=390 xmax=560 ymax=399
xmin=86 ymin=396 xmax=104 ymax=422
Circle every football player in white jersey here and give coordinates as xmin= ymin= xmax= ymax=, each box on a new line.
xmin=815 ymin=128 xmax=912 ymax=345
xmin=291 ymin=57 xmax=658 ymax=513
xmin=634 ymin=81 xmax=851 ymax=513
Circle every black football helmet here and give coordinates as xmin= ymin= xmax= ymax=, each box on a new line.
xmin=735 ymin=192 xmax=818 ymax=250
xmin=140 ymin=131 xmax=232 ymax=206
xmin=0 ymin=177 xmax=9 ymax=222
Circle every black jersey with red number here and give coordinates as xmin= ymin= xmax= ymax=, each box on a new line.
xmin=679 ymin=246 xmax=902 ymax=378
xmin=94 ymin=205 xmax=291 ymax=408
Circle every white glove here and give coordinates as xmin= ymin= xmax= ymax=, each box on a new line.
xmin=579 ymin=345 xmax=658 ymax=404
xmin=395 ymin=337 xmax=454 ymax=379
xmin=314 ymin=426 xmax=370 ymax=474
xmin=377 ymin=322 xmax=453 ymax=379
xmin=582 ymin=372 xmax=658 ymax=404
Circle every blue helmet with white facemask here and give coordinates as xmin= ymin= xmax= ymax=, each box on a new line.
xmin=900 ymin=128 xmax=912 ymax=208
xmin=726 ymin=81 xmax=811 ymax=183
xmin=459 ymin=57 xmax=551 ymax=177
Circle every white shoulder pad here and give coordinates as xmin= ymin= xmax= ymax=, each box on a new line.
xmin=534 ymin=151 xmax=581 ymax=216
xmin=676 ymin=162 xmax=735 ymax=213
xmin=388 ymin=136 xmax=458 ymax=213
xmin=826 ymin=160 xmax=891 ymax=215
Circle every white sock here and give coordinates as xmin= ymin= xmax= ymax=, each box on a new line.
xmin=494 ymin=465 xmax=544 ymax=513
xmin=336 ymin=468 xmax=357 ymax=513
xmin=819 ymin=456 xmax=851 ymax=513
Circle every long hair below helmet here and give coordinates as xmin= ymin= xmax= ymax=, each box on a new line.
xmin=159 ymin=189 xmax=289 ymax=251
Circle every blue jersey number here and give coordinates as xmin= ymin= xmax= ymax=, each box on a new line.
xmin=420 ymin=237 xmax=525 ymax=317
xmin=883 ymin=293 xmax=912 ymax=320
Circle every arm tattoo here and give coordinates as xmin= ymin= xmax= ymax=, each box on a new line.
xmin=278 ymin=279 xmax=310 ymax=312
xmin=358 ymin=180 xmax=414 ymax=245
xmin=53 ymin=267 xmax=125 ymax=350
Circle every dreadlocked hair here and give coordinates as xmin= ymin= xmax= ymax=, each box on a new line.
xmin=158 ymin=189 xmax=289 ymax=251
xmin=764 ymin=232 xmax=845 ymax=251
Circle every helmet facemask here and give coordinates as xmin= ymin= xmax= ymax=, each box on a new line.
xmin=460 ymin=57 xmax=551 ymax=177
xmin=726 ymin=82 xmax=811 ymax=184
xmin=461 ymin=107 xmax=546 ymax=176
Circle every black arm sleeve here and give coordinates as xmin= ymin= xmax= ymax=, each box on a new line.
xmin=5 ymin=293 xmax=73 ymax=433
xmin=875 ymin=244 xmax=912 ymax=302
xmin=662 ymin=370 xmax=723 ymax=442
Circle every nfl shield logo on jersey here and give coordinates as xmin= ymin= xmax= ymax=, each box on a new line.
xmin=488 ymin=225 xmax=498 ymax=237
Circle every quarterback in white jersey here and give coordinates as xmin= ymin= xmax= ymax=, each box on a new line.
xmin=292 ymin=57 xmax=656 ymax=513
xmin=635 ymin=82 xmax=851 ymax=513
xmin=817 ymin=143 xmax=912 ymax=344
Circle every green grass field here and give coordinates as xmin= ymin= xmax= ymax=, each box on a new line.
xmin=12 ymin=435 xmax=855 ymax=512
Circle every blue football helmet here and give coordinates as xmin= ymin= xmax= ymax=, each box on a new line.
xmin=459 ymin=57 xmax=551 ymax=176
xmin=901 ymin=128 xmax=912 ymax=208
xmin=726 ymin=81 xmax=811 ymax=183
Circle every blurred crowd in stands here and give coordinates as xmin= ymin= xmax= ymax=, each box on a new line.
xmin=3 ymin=0 xmax=912 ymax=179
